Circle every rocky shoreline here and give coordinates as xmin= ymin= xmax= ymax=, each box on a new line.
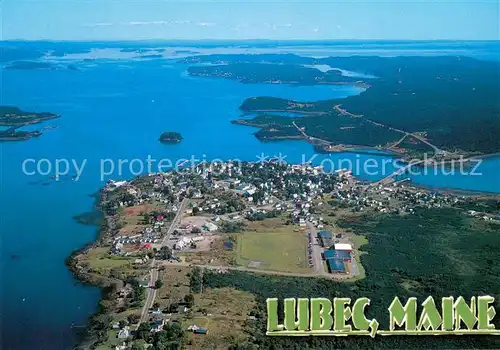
xmin=66 ymin=190 xmax=124 ymax=349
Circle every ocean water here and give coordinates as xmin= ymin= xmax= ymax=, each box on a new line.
xmin=1 ymin=42 xmax=499 ymax=349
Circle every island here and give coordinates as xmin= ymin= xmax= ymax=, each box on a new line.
xmin=0 ymin=106 xmax=60 ymax=141
xmin=0 ymin=129 xmax=42 ymax=142
xmin=4 ymin=61 xmax=78 ymax=70
xmin=70 ymin=161 xmax=500 ymax=350
xmin=159 ymin=131 xmax=183 ymax=144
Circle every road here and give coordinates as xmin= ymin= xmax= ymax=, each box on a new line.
xmin=333 ymin=104 xmax=444 ymax=156
xmin=138 ymin=266 xmax=158 ymax=325
xmin=291 ymin=121 xmax=339 ymax=148
xmin=306 ymin=222 xmax=329 ymax=276
xmin=159 ymin=198 xmax=188 ymax=247
xmin=369 ymin=159 xmax=427 ymax=188
xmin=137 ymin=198 xmax=188 ymax=328
xmin=388 ymin=133 xmax=408 ymax=149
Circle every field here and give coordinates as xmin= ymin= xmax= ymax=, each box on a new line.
xmin=118 ymin=202 xmax=163 ymax=236
xmin=85 ymin=247 xmax=133 ymax=270
xmin=185 ymin=288 xmax=256 ymax=350
xmin=235 ymin=222 xmax=310 ymax=273
xmin=153 ymin=265 xmax=256 ymax=350
xmin=180 ymin=236 xmax=235 ymax=266
xmin=155 ymin=265 xmax=191 ymax=307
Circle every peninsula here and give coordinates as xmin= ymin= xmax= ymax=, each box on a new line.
xmin=0 ymin=106 xmax=60 ymax=141
xmin=182 ymin=54 xmax=500 ymax=158
xmin=70 ymin=161 xmax=500 ymax=350
xmin=159 ymin=131 xmax=183 ymax=144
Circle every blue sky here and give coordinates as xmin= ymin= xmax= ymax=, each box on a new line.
xmin=2 ymin=0 xmax=499 ymax=40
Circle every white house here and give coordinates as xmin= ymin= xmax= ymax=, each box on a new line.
xmin=117 ymin=327 xmax=130 ymax=339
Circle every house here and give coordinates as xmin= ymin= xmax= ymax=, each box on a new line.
xmin=177 ymin=305 xmax=189 ymax=313
xmin=150 ymin=307 xmax=162 ymax=315
xmin=151 ymin=319 xmax=165 ymax=333
xmin=117 ymin=327 xmax=130 ymax=339
xmin=203 ymin=222 xmax=218 ymax=232
xmin=194 ymin=328 xmax=208 ymax=335
xmin=175 ymin=238 xmax=188 ymax=250
xmin=138 ymin=280 xmax=150 ymax=288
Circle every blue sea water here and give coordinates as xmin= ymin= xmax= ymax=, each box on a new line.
xmin=1 ymin=41 xmax=499 ymax=349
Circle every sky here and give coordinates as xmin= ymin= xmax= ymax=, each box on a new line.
xmin=1 ymin=0 xmax=499 ymax=41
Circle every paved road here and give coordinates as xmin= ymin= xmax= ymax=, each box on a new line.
xmin=137 ymin=198 xmax=187 ymax=328
xmin=138 ymin=266 xmax=158 ymax=326
xmin=159 ymin=198 xmax=188 ymax=247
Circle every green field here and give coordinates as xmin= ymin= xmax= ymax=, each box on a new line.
xmin=86 ymin=247 xmax=133 ymax=270
xmin=235 ymin=228 xmax=310 ymax=273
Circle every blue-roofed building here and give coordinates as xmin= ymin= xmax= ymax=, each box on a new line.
xmin=318 ymin=230 xmax=332 ymax=239
xmin=318 ymin=230 xmax=333 ymax=248
xmin=327 ymin=258 xmax=346 ymax=273
xmin=323 ymin=249 xmax=351 ymax=262
xmin=194 ymin=328 xmax=208 ymax=335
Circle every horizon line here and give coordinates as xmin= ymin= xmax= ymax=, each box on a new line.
xmin=2 ymin=38 xmax=499 ymax=43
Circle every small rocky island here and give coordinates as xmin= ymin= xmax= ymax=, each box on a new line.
xmin=0 ymin=106 xmax=60 ymax=142
xmin=159 ymin=131 xmax=183 ymax=144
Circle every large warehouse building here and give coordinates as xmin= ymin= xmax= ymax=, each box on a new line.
xmin=323 ymin=248 xmax=352 ymax=274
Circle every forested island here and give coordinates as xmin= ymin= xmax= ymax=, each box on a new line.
xmin=0 ymin=130 xmax=42 ymax=141
xmin=187 ymin=61 xmax=367 ymax=86
xmin=0 ymin=106 xmax=60 ymax=141
xmin=183 ymin=54 xmax=500 ymax=157
xmin=159 ymin=131 xmax=183 ymax=144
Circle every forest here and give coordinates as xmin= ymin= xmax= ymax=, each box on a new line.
xmin=185 ymin=54 xmax=500 ymax=154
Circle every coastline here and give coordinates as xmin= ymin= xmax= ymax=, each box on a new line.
xmin=67 ymin=159 xmax=500 ymax=348
xmin=66 ymin=190 xmax=123 ymax=348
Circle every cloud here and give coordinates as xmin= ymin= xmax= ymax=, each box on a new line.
xmin=313 ymin=28 xmax=320 ymax=33
xmin=84 ymin=23 xmax=114 ymax=27
xmin=172 ymin=20 xmax=190 ymax=25
xmin=265 ymin=23 xmax=293 ymax=30
xmin=125 ymin=21 xmax=170 ymax=26
xmin=233 ymin=23 xmax=250 ymax=31
xmin=197 ymin=22 xmax=216 ymax=27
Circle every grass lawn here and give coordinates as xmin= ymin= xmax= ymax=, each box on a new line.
xmin=94 ymin=330 xmax=121 ymax=350
xmin=235 ymin=227 xmax=310 ymax=273
xmin=86 ymin=247 xmax=133 ymax=270
xmin=350 ymin=234 xmax=368 ymax=250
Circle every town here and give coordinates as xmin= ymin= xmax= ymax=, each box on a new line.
xmin=71 ymin=160 xmax=500 ymax=350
